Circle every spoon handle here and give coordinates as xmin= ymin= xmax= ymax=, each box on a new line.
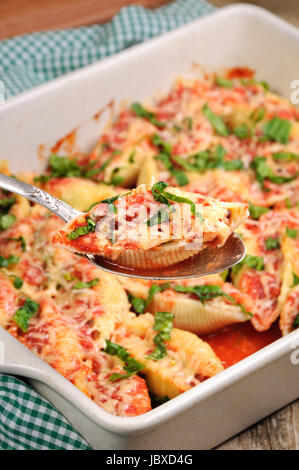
xmin=0 ymin=174 xmax=81 ymax=222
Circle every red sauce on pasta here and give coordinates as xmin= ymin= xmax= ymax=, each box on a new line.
xmin=202 ymin=321 xmax=281 ymax=368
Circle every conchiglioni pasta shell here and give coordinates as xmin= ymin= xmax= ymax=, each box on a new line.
xmin=148 ymin=292 xmax=249 ymax=334
xmin=137 ymin=155 xmax=159 ymax=186
xmin=115 ymin=241 xmax=199 ymax=269
xmin=115 ymin=313 xmax=223 ymax=399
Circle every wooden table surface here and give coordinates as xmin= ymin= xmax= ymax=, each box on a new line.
xmin=1 ymin=0 xmax=299 ymax=450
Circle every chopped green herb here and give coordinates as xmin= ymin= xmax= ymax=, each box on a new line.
xmin=215 ymin=76 xmax=234 ymax=88
xmin=108 ymin=167 xmax=124 ymax=186
xmin=0 ymin=254 xmax=20 ymax=268
xmin=128 ymin=148 xmax=136 ymax=164
xmin=104 ymin=340 xmax=145 ymax=381
xmin=0 ymin=213 xmax=16 ymax=231
xmin=13 ymin=276 xmax=23 ymax=289
xmin=148 ymin=312 xmax=174 ymax=360
xmin=231 ymin=254 xmax=264 ymax=275
xmin=262 ymin=117 xmax=291 ymax=144
xmin=202 ymin=103 xmax=229 ymax=136
xmin=293 ymin=314 xmax=299 ymax=329
xmin=155 ymin=153 xmax=189 ymax=186
xmin=131 ymin=102 xmax=165 ymax=128
xmin=183 ymin=116 xmax=193 ymax=131
xmin=286 ymin=227 xmax=297 ymax=239
xmin=250 ymin=156 xmax=297 ymax=191
xmin=0 ymin=197 xmax=16 ymax=212
xmin=233 ymin=123 xmax=251 ymax=139
xmin=222 ymin=159 xmax=244 ymax=171
xmin=10 ymin=235 xmax=26 ymax=252
xmin=220 ymin=270 xmax=229 ymax=281
xmin=129 ymin=283 xmax=170 ymax=315
xmin=265 ymin=237 xmax=280 ymax=250
xmin=250 ymin=107 xmax=265 ymax=123
xmin=249 ymin=203 xmax=269 ymax=220
xmin=13 ymin=298 xmax=39 ymax=332
xmin=285 ymin=198 xmax=292 ymax=209
xmin=73 ymin=278 xmax=99 ymax=289
xmin=151 ymin=182 xmax=202 ymax=219
xmin=173 ymin=284 xmax=252 ymax=316
xmin=272 ymin=152 xmax=299 ymax=162
xmin=67 ymin=216 xmax=96 ymax=240
xmin=35 ymin=151 xmax=122 ymax=182
xmin=173 ymin=145 xmax=243 ymax=173
xmin=152 ymin=134 xmax=189 ymax=186
xmin=292 ymin=272 xmax=299 ymax=287
xmin=240 ymin=79 xmax=269 ymax=90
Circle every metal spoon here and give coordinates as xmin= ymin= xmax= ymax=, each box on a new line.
xmin=0 ymin=174 xmax=245 ymax=280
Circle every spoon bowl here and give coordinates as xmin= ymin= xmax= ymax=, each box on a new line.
xmin=0 ymin=174 xmax=245 ymax=280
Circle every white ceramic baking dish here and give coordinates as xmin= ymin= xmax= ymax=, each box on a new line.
xmin=0 ymin=3 xmax=299 ymax=450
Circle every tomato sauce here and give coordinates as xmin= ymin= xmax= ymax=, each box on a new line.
xmin=201 ymin=321 xmax=281 ymax=368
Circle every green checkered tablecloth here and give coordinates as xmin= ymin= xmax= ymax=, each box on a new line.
xmin=0 ymin=375 xmax=90 ymax=450
xmin=0 ymin=0 xmax=214 ymax=451
xmin=0 ymin=0 xmax=214 ymax=99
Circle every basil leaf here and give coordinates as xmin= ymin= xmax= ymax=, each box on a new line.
xmin=67 ymin=216 xmax=96 ymax=240
xmin=151 ymin=182 xmax=201 ymax=218
xmin=152 ymin=135 xmax=188 ymax=186
xmin=129 ymin=283 xmax=170 ymax=315
xmin=155 ymin=154 xmax=189 ymax=186
xmin=240 ymin=79 xmax=269 ymax=90
xmin=13 ymin=298 xmax=39 ymax=332
xmin=231 ymin=254 xmax=264 ymax=275
xmin=104 ymin=340 xmax=145 ymax=381
xmin=151 ymin=182 xmax=171 ymax=205
xmin=262 ymin=117 xmax=291 ymax=144
xmin=183 ymin=116 xmax=193 ymax=131
xmin=233 ymin=124 xmax=251 ymax=139
xmin=265 ymin=237 xmax=280 ymax=250
xmin=174 ymin=145 xmax=243 ymax=173
xmin=202 ymin=103 xmax=229 ymax=136
xmin=0 ymin=254 xmax=20 ymax=268
xmin=250 ymin=107 xmax=265 ymax=123
xmin=73 ymin=278 xmax=99 ymax=289
xmin=293 ymin=314 xmax=299 ymax=329
xmin=249 ymin=203 xmax=269 ymax=220
xmin=10 ymin=235 xmax=26 ymax=252
xmin=215 ymin=76 xmax=233 ymax=88
xmin=131 ymin=103 xmax=164 ymax=128
xmin=292 ymin=273 xmax=299 ymax=287
xmin=250 ymin=156 xmax=297 ymax=191
xmin=272 ymin=152 xmax=299 ymax=162
xmin=220 ymin=270 xmax=229 ymax=281
xmin=48 ymin=154 xmax=81 ymax=177
xmin=0 ymin=214 xmax=16 ymax=231
xmin=173 ymin=284 xmax=252 ymax=316
xmin=152 ymin=134 xmax=172 ymax=155
xmin=128 ymin=295 xmax=147 ymax=315
xmin=13 ymin=276 xmax=23 ymax=289
xmin=128 ymin=148 xmax=136 ymax=164
xmin=222 ymin=159 xmax=244 ymax=171
xmin=148 ymin=312 xmax=174 ymax=360
xmin=0 ymin=197 xmax=16 ymax=212
xmin=286 ymin=227 xmax=297 ymax=239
